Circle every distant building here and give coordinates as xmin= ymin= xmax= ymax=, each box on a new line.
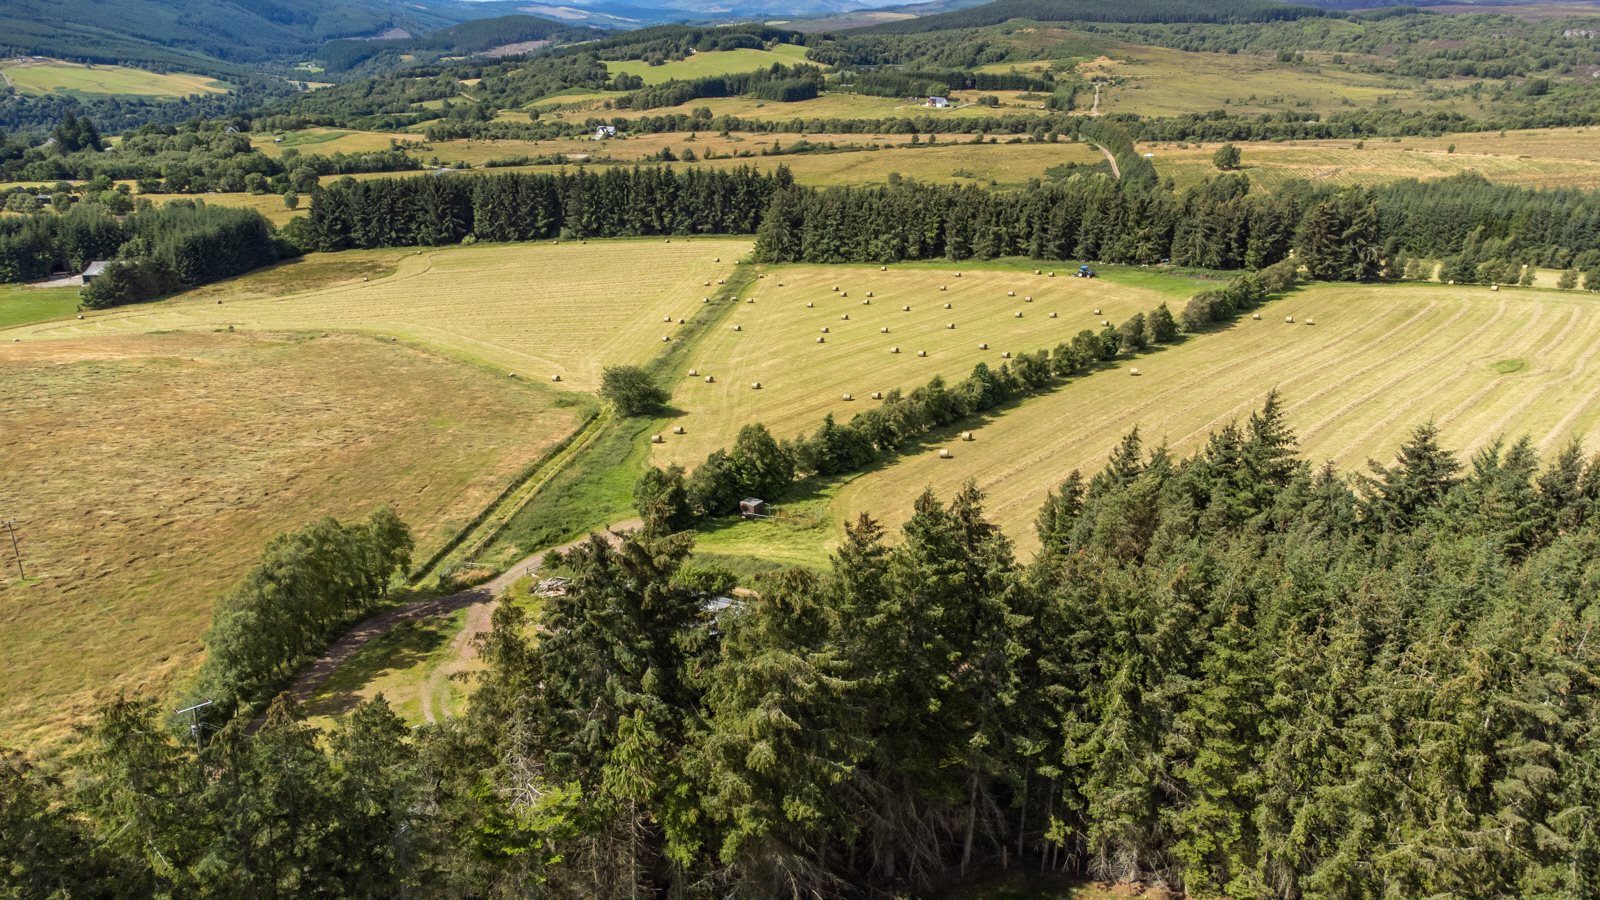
xmin=223 ymin=125 xmax=239 ymax=134
xmin=739 ymin=497 xmax=768 ymax=518
xmin=926 ymin=96 xmax=950 ymax=108
xmin=594 ymin=125 xmax=617 ymax=140
xmin=81 ymin=260 xmax=111 ymax=284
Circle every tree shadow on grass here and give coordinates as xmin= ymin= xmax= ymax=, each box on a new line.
xmin=302 ymin=616 xmax=454 ymax=719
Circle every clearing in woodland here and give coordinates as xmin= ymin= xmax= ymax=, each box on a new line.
xmin=0 ymin=331 xmax=577 ymax=747
xmin=7 ymin=238 xmax=751 ymax=388
xmin=0 ymin=58 xmax=228 ymax=98
xmin=829 ymin=281 xmax=1600 ymax=553
xmin=649 ymin=262 xmax=1219 ymax=471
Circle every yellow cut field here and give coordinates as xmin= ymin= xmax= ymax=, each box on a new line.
xmin=833 ymin=281 xmax=1600 ymax=550
xmin=0 ymin=58 xmax=228 ymax=98
xmin=8 ymin=239 xmax=751 ymax=388
xmin=650 ymin=263 xmax=1208 ymax=469
xmin=604 ymin=44 xmax=815 ymax=84
xmin=0 ymin=331 xmax=579 ymax=747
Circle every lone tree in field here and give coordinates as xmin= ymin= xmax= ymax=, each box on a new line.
xmin=600 ymin=365 xmax=671 ymax=416
xmin=1212 ymin=143 xmax=1242 ymax=171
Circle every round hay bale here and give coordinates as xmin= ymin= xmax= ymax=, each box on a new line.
xmin=866 ymin=291 xmax=874 ymax=297
xmin=1305 ymin=317 xmax=1315 ymax=326
xmin=956 ymin=272 xmax=962 ymax=277
xmin=1252 ymin=313 xmax=1261 ymax=320
xmin=842 ymin=393 xmax=854 ymax=401
xmin=817 ymin=336 xmax=827 ymax=343
xmin=1035 ymin=269 xmax=1042 ymax=275
xmin=778 ymin=282 xmax=785 ymax=287
xmin=663 ymin=315 xmax=673 ymax=322
xmin=1284 ymin=315 xmax=1295 ymax=323
xmin=77 ymin=313 xmax=84 ymax=320
xmin=903 ymin=305 xmax=911 ymax=311
xmin=881 ymin=265 xmax=888 ymax=271
xmin=940 ymin=285 xmax=948 ymax=291
xmin=752 ymin=382 xmax=762 ymax=390
xmin=863 ymin=299 xmax=871 ymax=305
xmin=688 ymin=369 xmax=699 ymax=377
xmin=673 ymin=425 xmax=685 ymax=435
xmin=1015 ymin=311 xmax=1024 ymax=318
xmin=979 ymin=342 xmax=989 ymax=350
xmin=1049 ymin=311 xmax=1058 ymax=318
xmin=917 ymin=349 xmax=928 ymax=357
xmin=1001 ymin=351 xmax=1012 ymax=359
xmin=746 ymin=298 xmax=755 ymax=304
xmin=703 ymin=297 xmax=711 ymax=303
xmin=715 ymin=257 xmax=720 ymax=262
xmin=733 ymin=324 xmax=743 ymax=331
xmin=718 ymin=278 xmax=726 ymax=285
xmin=961 ymin=431 xmax=974 ymax=441
xmin=841 ymin=314 xmax=849 ymax=320
xmin=705 ymin=375 xmax=715 ymax=383
xmin=1008 ymin=290 xmax=1016 ymax=297
xmin=662 ymin=335 xmax=671 ymax=342
xmin=508 ymin=372 xmax=516 ymax=378
xmin=651 ymin=434 xmax=665 ymax=444
xmin=1093 ymin=308 xmax=1101 ymax=315
xmin=944 ymin=302 xmax=952 ymax=309
xmin=821 ymin=326 xmax=830 ymax=333
xmin=832 ymin=285 xmax=840 ymax=292
xmin=806 ymin=302 xmax=814 ymax=308
xmin=938 ymin=448 xmax=953 ymax=459
xmin=678 ymin=318 xmax=685 ymax=324
xmin=871 ymin=390 xmax=883 ymax=399
xmin=891 ymin=347 xmax=901 ymax=354
xmin=948 ymin=322 xmax=956 ymax=329
xmin=1025 ymin=296 xmax=1033 ymax=302
xmin=842 ymin=291 xmax=849 ymax=298
xmin=1130 ymin=368 xmax=1141 ymax=376
xmin=705 ymin=281 xmax=712 ymax=287
xmin=216 ymin=299 xmax=223 ymax=304
xmin=1491 ymin=284 xmax=1500 ymax=292
xmin=552 ymin=374 xmax=562 ymax=382
xmin=1049 ymin=271 xmax=1056 ymax=277
xmin=881 ymin=327 xmax=890 ymax=333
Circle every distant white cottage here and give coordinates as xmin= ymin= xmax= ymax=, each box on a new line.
xmin=594 ymin=125 xmax=617 ymax=140
xmin=926 ymin=96 xmax=950 ymax=108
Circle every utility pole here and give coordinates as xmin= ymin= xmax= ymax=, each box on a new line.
xmin=1 ymin=519 xmax=20 ymax=580
xmin=176 ymin=700 xmax=214 ymax=751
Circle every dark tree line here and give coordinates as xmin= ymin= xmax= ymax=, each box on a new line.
xmin=307 ymin=165 xmax=788 ymax=249
xmin=11 ymin=404 xmax=1600 ymax=896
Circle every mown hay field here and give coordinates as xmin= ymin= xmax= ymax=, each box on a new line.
xmin=8 ymin=238 xmax=751 ymax=388
xmin=604 ymin=44 xmax=815 ymax=85
xmin=1150 ymin=129 xmax=1600 ymax=192
xmin=0 ymin=58 xmax=228 ymax=98
xmin=252 ymin=127 xmax=419 ymax=158
xmin=539 ymin=91 xmax=1045 ymax=124
xmin=0 ymin=331 xmax=578 ymax=747
xmin=831 ymin=281 xmax=1600 ymax=551
xmin=650 ymin=262 xmax=1217 ymax=469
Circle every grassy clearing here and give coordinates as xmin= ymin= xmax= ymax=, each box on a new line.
xmin=0 ymin=284 xmax=78 ymax=328
xmin=1150 ymin=129 xmax=1600 ymax=192
xmin=163 ymin=191 xmax=307 ymax=226
xmin=0 ymin=58 xmax=227 ymax=98
xmin=604 ymin=44 xmax=814 ymax=85
xmin=834 ymin=281 xmax=1600 ymax=551
xmin=7 ymin=238 xmax=751 ymax=389
xmin=0 ymin=331 xmax=578 ymax=747
xmin=649 ymin=262 xmax=1218 ymax=474
xmin=252 ymin=128 xmax=419 ymax=158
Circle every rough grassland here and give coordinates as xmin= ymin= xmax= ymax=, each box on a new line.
xmin=0 ymin=331 xmax=577 ymax=747
xmin=604 ymin=44 xmax=814 ymax=85
xmin=650 ymin=263 xmax=1216 ymax=470
xmin=7 ymin=239 xmax=751 ymax=389
xmin=834 ymin=282 xmax=1600 ymax=552
xmin=0 ymin=58 xmax=227 ymax=98
xmin=1150 ymin=128 xmax=1600 ymax=192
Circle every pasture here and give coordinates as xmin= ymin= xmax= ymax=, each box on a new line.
xmin=540 ymin=91 xmax=1044 ymax=124
xmin=1149 ymin=129 xmax=1600 ymax=192
xmin=0 ymin=331 xmax=577 ymax=746
xmin=252 ymin=127 xmax=420 ymax=158
xmin=0 ymin=58 xmax=227 ymax=98
xmin=832 ymin=281 xmax=1600 ymax=551
xmin=0 ymin=283 xmax=78 ymax=328
xmin=604 ymin=44 xmax=814 ymax=84
xmin=649 ymin=262 xmax=1216 ymax=470
xmin=7 ymin=238 xmax=751 ymax=388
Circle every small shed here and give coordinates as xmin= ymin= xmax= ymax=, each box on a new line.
xmin=594 ymin=125 xmax=617 ymax=140
xmin=739 ymin=497 xmax=768 ymax=518
xmin=926 ymin=96 xmax=950 ymax=108
xmin=81 ymin=260 xmax=111 ymax=284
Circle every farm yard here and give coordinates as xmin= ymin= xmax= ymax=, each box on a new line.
xmin=829 ymin=280 xmax=1600 ymax=552
xmin=0 ymin=57 xmax=228 ymax=98
xmin=0 ymin=331 xmax=577 ymax=747
xmin=649 ymin=262 xmax=1215 ymax=469
xmin=7 ymin=238 xmax=750 ymax=388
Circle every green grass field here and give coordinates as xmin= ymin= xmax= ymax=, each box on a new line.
xmin=0 ymin=284 xmax=78 ymax=328
xmin=0 ymin=331 xmax=579 ymax=747
xmin=7 ymin=239 xmax=752 ymax=389
xmin=253 ymin=127 xmax=420 ymax=158
xmin=829 ymin=281 xmax=1600 ymax=553
xmin=604 ymin=44 xmax=814 ymax=85
xmin=0 ymin=58 xmax=227 ymax=98
xmin=649 ymin=262 xmax=1221 ymax=471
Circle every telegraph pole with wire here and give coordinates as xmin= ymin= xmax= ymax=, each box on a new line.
xmin=1 ymin=519 xmax=21 ymax=580
xmin=176 ymin=700 xmax=214 ymax=751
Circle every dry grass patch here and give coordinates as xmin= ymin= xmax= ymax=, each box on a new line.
xmin=8 ymin=239 xmax=751 ymax=389
xmin=0 ymin=331 xmax=578 ymax=746
xmin=835 ymin=281 xmax=1600 ymax=551
xmin=0 ymin=58 xmax=227 ymax=98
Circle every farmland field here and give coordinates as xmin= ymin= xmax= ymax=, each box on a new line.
xmin=604 ymin=44 xmax=815 ymax=84
xmin=6 ymin=238 xmax=751 ymax=388
xmin=0 ymin=58 xmax=227 ymax=98
xmin=0 ymin=330 xmax=578 ymax=746
xmin=831 ymin=281 xmax=1600 ymax=551
xmin=252 ymin=127 xmax=421 ymax=158
xmin=649 ymin=262 xmax=1219 ymax=470
xmin=0 ymin=283 xmax=78 ymax=328
xmin=539 ymin=91 xmax=1045 ymax=124
xmin=1149 ymin=128 xmax=1600 ymax=192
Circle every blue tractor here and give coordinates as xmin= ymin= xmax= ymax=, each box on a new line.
xmin=1075 ymin=265 xmax=1097 ymax=278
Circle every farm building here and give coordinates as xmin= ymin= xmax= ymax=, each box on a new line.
xmin=80 ymin=260 xmax=110 ymax=284
xmin=594 ymin=125 xmax=617 ymax=140
xmin=739 ymin=497 xmax=768 ymax=518
xmin=926 ymin=96 xmax=950 ymax=108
